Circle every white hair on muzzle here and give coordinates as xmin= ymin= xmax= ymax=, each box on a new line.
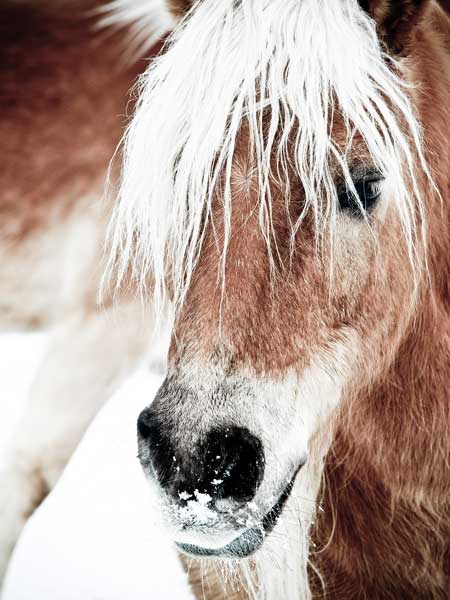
xmin=107 ymin=0 xmax=430 ymax=314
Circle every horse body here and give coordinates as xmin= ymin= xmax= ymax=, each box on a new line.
xmin=0 ymin=0 xmax=155 ymax=581
xmin=2 ymin=1 xmax=450 ymax=599
xmin=0 ymin=0 xmax=137 ymax=327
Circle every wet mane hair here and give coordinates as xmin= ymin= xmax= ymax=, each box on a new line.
xmin=106 ymin=0 xmax=432 ymax=314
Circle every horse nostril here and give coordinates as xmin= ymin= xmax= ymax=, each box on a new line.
xmin=137 ymin=407 xmax=265 ymax=505
xmin=137 ymin=409 xmax=152 ymax=440
xmin=137 ymin=405 xmax=175 ymax=488
xmin=202 ymin=426 xmax=265 ymax=503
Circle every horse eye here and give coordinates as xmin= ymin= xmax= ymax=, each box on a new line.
xmin=337 ymin=175 xmax=384 ymax=216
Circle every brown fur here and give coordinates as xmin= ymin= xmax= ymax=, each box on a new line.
xmin=309 ymin=7 xmax=450 ymax=597
xmin=0 ymin=0 xmax=151 ymax=327
xmin=0 ymin=0 xmax=135 ymax=242
xmin=167 ymin=0 xmax=192 ymax=19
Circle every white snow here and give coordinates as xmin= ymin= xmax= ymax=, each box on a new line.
xmin=177 ymin=492 xmax=217 ymax=526
xmin=0 ymin=334 xmax=193 ymax=600
xmin=178 ymin=491 xmax=192 ymax=502
xmin=193 ymin=490 xmax=211 ymax=506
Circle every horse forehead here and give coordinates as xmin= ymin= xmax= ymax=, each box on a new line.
xmin=230 ymin=153 xmax=259 ymax=201
xmin=226 ymin=114 xmax=368 ymax=192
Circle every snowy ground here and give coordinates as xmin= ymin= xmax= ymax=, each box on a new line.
xmin=0 ymin=333 xmax=193 ymax=600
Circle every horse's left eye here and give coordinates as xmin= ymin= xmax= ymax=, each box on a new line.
xmin=337 ymin=175 xmax=383 ymax=216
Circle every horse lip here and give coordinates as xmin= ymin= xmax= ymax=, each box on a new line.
xmin=261 ymin=467 xmax=299 ymax=535
xmin=176 ymin=527 xmax=265 ymax=559
xmin=176 ymin=467 xmax=300 ymax=559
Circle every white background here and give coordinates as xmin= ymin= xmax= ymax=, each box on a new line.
xmin=0 ymin=333 xmax=192 ymax=600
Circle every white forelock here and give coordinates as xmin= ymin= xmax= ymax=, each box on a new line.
xmin=107 ymin=0 xmax=430 ymax=313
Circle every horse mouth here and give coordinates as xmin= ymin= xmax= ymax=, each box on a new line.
xmin=176 ymin=473 xmax=297 ymax=559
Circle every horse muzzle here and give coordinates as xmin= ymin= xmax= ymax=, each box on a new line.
xmin=136 ymin=373 xmax=308 ymax=559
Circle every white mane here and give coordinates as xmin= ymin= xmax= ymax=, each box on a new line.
xmin=108 ymin=0 xmax=429 ymax=312
xmin=98 ymin=0 xmax=174 ymax=58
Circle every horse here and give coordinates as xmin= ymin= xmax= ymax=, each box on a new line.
xmin=112 ymin=0 xmax=450 ymax=598
xmin=2 ymin=1 xmax=450 ymax=599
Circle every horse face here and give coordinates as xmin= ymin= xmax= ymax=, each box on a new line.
xmin=136 ymin=125 xmax=422 ymax=558
xmin=120 ymin=0 xmax=431 ymax=561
